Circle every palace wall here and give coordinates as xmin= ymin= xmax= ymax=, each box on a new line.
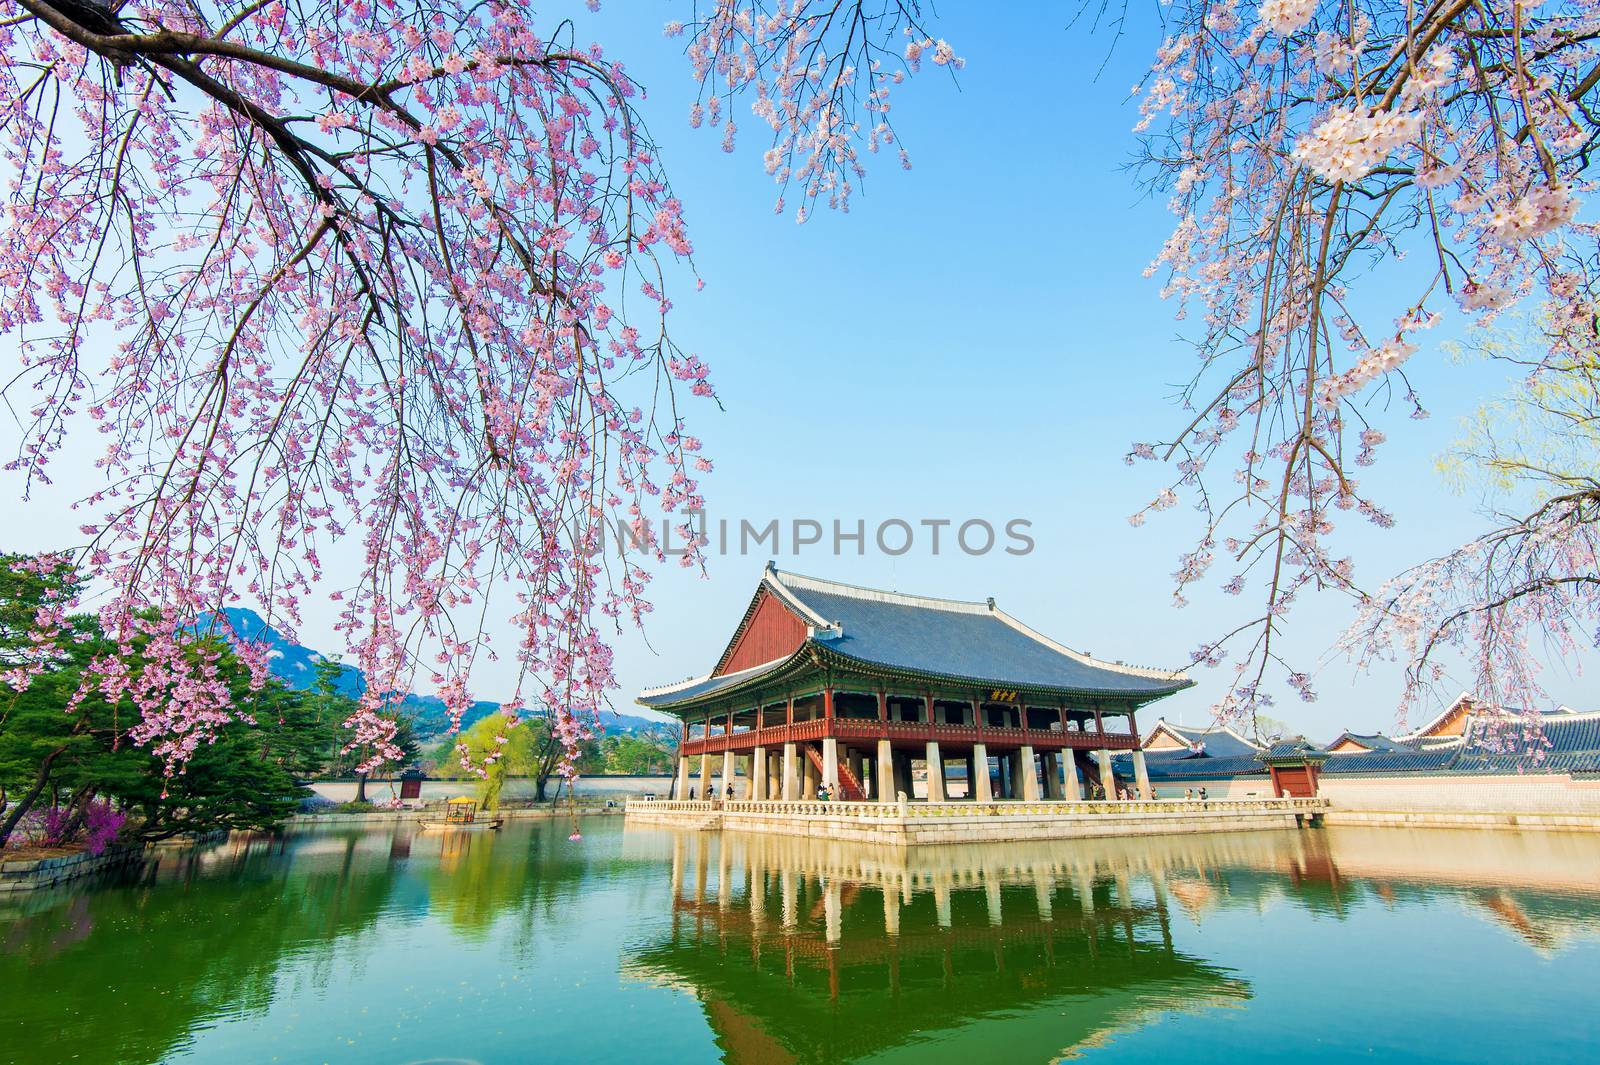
xmin=1144 ymin=769 xmax=1600 ymax=830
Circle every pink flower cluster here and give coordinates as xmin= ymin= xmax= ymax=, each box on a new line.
xmin=0 ymin=0 xmax=716 ymax=777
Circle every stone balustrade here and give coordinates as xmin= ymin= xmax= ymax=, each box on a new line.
xmin=626 ymin=795 xmax=1328 ymax=845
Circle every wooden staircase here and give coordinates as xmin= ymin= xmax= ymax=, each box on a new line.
xmin=802 ymin=743 xmax=866 ymax=801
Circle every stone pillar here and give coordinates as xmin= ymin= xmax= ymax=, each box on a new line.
xmin=751 ymin=746 xmax=767 ymax=800
xmin=822 ymin=736 xmax=840 ymax=790
xmin=1063 ymin=750 xmax=1084 ymax=801
xmin=1095 ymin=749 xmax=1115 ymax=798
xmin=972 ymin=743 xmax=994 ymax=803
xmin=1020 ymin=745 xmax=1041 ymax=801
xmin=803 ymin=751 xmax=820 ymax=798
xmin=675 ymin=756 xmax=691 ymax=800
xmin=722 ymin=749 xmax=736 ymax=800
xmin=699 ymin=751 xmax=714 ymax=799
xmin=924 ymin=740 xmax=945 ymax=802
xmin=1133 ymin=747 xmax=1152 ymax=799
xmin=782 ymin=742 xmax=798 ymax=801
xmin=877 ymin=738 xmax=895 ymax=804
xmin=1043 ymin=752 xmax=1064 ymax=799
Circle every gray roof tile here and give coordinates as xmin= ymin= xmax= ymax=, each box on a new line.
xmin=772 ymin=569 xmax=1192 ymax=697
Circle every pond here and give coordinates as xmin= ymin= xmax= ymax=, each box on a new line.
xmin=2 ymin=819 xmax=1598 ymax=1064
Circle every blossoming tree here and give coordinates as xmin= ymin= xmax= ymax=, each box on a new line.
xmin=6 ymin=0 xmax=1596 ymax=781
xmin=1121 ymin=0 xmax=1600 ymax=727
xmin=680 ymin=2 xmax=1599 ymax=732
xmin=0 ymin=0 xmax=963 ymax=786
xmin=0 ymin=0 xmax=727 ymax=781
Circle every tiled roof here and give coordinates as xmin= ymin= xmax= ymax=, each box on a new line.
xmin=1320 ymin=748 xmax=1460 ymax=774
xmin=637 ymin=566 xmax=1193 ymax=711
xmin=1468 ymin=711 xmax=1600 ymax=755
xmin=1114 ymin=752 xmax=1267 ymax=780
xmin=1146 ymin=719 xmax=1263 ymax=758
xmin=637 ymin=657 xmax=793 ymax=708
xmin=1327 ymin=732 xmax=1416 ymax=753
xmin=769 ymin=568 xmax=1192 ymax=697
xmin=1260 ymin=737 xmax=1329 ymax=764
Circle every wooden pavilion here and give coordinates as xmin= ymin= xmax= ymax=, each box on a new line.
xmin=639 ymin=565 xmax=1193 ymax=804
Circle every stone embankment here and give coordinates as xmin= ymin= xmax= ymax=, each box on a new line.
xmin=0 ymin=845 xmax=145 ymax=894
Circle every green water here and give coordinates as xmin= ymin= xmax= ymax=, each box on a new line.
xmin=2 ymin=820 xmax=1599 ymax=1064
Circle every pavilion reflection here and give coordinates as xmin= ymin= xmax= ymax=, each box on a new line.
xmin=626 ymin=831 xmax=1255 ymax=1065
xmin=624 ymin=826 xmax=1600 ymax=1063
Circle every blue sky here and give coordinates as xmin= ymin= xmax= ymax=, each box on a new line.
xmin=3 ymin=3 xmax=1593 ymax=740
xmin=564 ymin=3 xmax=1598 ymax=736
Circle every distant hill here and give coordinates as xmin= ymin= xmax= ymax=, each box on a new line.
xmin=206 ymin=608 xmax=675 ymax=741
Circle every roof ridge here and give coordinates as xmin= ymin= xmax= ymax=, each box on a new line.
xmin=770 ymin=566 xmax=992 ymax=615
xmin=991 ymin=607 xmax=1191 ymax=683
xmin=1153 ymin=717 xmax=1264 ymax=749
xmin=773 ymin=566 xmax=1190 ymax=684
xmin=637 ymin=655 xmax=790 ymax=698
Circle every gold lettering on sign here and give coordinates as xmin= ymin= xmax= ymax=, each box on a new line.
xmin=989 ymin=689 xmax=1018 ymax=703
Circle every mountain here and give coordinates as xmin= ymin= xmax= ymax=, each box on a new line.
xmin=207 ymin=608 xmax=675 ymax=741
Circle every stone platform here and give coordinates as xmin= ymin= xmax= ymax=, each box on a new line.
xmin=625 ymin=796 xmax=1328 ymax=846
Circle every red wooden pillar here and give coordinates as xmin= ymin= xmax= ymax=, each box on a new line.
xmin=1127 ymin=707 xmax=1140 ymax=742
xmin=878 ymin=691 xmax=888 ymax=722
xmin=1093 ymin=707 xmax=1104 ymax=738
xmin=824 ymin=687 xmax=834 ymax=724
xmin=924 ymin=694 xmax=934 ymax=728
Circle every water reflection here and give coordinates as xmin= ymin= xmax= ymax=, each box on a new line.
xmin=625 ymin=827 xmax=1600 ymax=1064
xmin=1 ymin=822 xmax=1598 ymax=1065
xmin=632 ymin=832 xmax=1252 ymax=1064
xmin=0 ymin=821 xmax=637 ymax=1065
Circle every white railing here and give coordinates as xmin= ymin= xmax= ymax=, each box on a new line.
xmin=628 ymin=797 xmax=1328 ymax=820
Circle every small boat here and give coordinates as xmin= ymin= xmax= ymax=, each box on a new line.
xmin=416 ymin=796 xmax=504 ymax=832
